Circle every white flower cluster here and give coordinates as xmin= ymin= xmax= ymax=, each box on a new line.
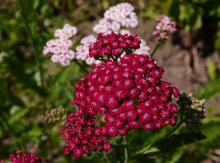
xmin=54 ymin=24 xmax=77 ymax=39
xmin=75 ymin=35 xmax=101 ymax=65
xmin=93 ymin=3 xmax=138 ymax=34
xmin=43 ymin=24 xmax=77 ymax=66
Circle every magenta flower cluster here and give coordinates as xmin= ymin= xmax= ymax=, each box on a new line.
xmin=153 ymin=15 xmax=177 ymax=40
xmin=60 ymin=33 xmax=180 ymax=158
xmin=60 ymin=112 xmax=111 ymax=158
xmin=89 ymin=33 xmax=141 ymax=57
xmin=43 ymin=24 xmax=77 ymax=66
xmin=93 ymin=3 xmax=138 ymax=34
xmin=8 ymin=150 xmax=44 ymax=163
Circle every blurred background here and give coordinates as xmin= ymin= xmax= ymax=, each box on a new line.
xmin=0 ymin=0 xmax=220 ymax=162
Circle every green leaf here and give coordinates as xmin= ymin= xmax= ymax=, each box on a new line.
xmin=9 ymin=107 xmax=28 ymax=124
xmin=166 ymin=148 xmax=186 ymax=163
xmin=200 ymin=117 xmax=220 ymax=146
xmin=154 ymin=131 xmax=206 ymax=152
xmin=140 ymin=147 xmax=160 ymax=155
xmin=27 ymin=126 xmax=41 ymax=138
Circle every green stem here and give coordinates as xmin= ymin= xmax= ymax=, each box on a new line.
xmin=124 ymin=146 xmax=128 ymax=163
xmin=123 ymin=137 xmax=129 ymax=163
xmin=150 ymin=40 xmax=164 ymax=57
xmin=164 ymin=119 xmax=184 ymax=138
xmin=18 ymin=0 xmax=44 ymax=87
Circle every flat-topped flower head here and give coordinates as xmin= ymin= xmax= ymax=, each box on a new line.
xmin=89 ymin=33 xmax=141 ymax=58
xmin=60 ymin=53 xmax=180 ymax=158
xmin=93 ymin=2 xmax=138 ymax=34
xmin=9 ymin=150 xmax=44 ymax=163
xmin=43 ymin=24 xmax=77 ymax=66
xmin=153 ymin=15 xmax=176 ymax=40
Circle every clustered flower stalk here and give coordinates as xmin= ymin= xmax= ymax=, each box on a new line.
xmin=151 ymin=15 xmax=177 ymax=57
xmin=60 ymin=32 xmax=180 ymax=159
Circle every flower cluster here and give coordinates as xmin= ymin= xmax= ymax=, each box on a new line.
xmin=43 ymin=106 xmax=65 ymax=123
xmin=153 ymin=15 xmax=176 ymax=40
xmin=93 ymin=3 xmax=138 ymax=34
xmin=9 ymin=150 xmax=44 ymax=163
xmin=75 ymin=35 xmax=100 ymax=65
xmin=60 ymin=112 xmax=111 ymax=158
xmin=43 ymin=3 xmax=152 ymax=66
xmin=61 ymin=48 xmax=180 ymax=157
xmin=89 ymin=33 xmax=141 ymax=58
xmin=187 ymin=94 xmax=206 ymax=128
xmin=43 ymin=24 xmax=77 ymax=66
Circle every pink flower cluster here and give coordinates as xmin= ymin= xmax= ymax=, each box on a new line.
xmin=9 ymin=150 xmax=44 ymax=163
xmin=153 ymin=15 xmax=177 ymax=40
xmin=75 ymin=35 xmax=100 ymax=65
xmin=43 ymin=24 xmax=77 ymax=66
xmin=89 ymin=33 xmax=141 ymax=57
xmin=93 ymin=3 xmax=138 ymax=34
xmin=60 ymin=39 xmax=180 ymax=158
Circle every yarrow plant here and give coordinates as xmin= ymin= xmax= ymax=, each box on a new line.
xmin=60 ymin=32 xmax=180 ymax=158
xmin=36 ymin=2 xmax=207 ymax=162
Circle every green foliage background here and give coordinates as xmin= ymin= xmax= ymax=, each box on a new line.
xmin=0 ymin=0 xmax=220 ymax=162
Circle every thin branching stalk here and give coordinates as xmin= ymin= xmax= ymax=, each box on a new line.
xmin=150 ymin=40 xmax=164 ymax=57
